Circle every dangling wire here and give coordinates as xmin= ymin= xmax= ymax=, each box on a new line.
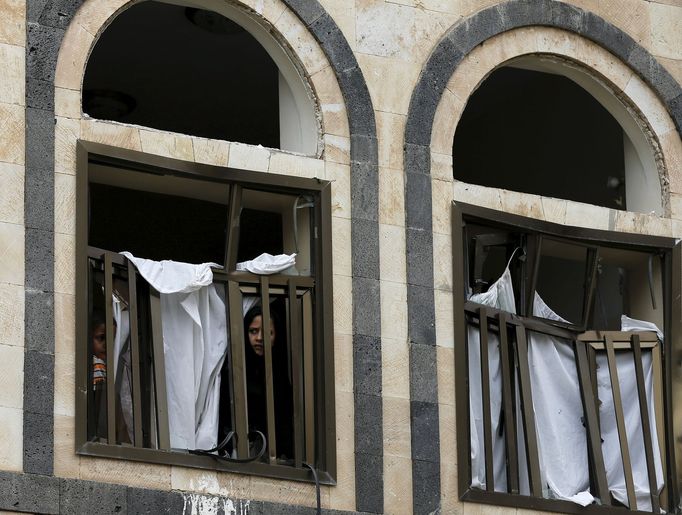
xmin=303 ymin=462 xmax=321 ymax=515
xmin=189 ymin=430 xmax=267 ymax=463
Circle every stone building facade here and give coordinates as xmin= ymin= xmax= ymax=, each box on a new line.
xmin=0 ymin=0 xmax=681 ymax=513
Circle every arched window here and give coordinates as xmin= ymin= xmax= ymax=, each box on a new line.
xmin=83 ymin=1 xmax=318 ymax=154
xmin=453 ymin=58 xmax=663 ymax=215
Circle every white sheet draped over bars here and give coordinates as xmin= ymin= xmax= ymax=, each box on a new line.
xmin=468 ymin=268 xmax=663 ymax=510
xmin=122 ymin=252 xmax=228 ymax=451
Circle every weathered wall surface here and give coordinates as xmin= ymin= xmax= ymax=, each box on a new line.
xmin=0 ymin=0 xmax=680 ymax=513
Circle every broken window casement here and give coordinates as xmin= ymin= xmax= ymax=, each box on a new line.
xmin=76 ymin=141 xmax=335 ymax=484
xmin=453 ymin=201 xmax=680 ymax=514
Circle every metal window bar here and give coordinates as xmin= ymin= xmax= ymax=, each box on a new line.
xmin=126 ymin=258 xmax=144 ymax=447
xmin=260 ymin=276 xmax=278 ymax=464
xmin=466 ymin=302 xmax=668 ymax=508
xmin=477 ymin=306 xmax=495 ymax=491
xmin=103 ymin=253 xmax=117 ymax=444
xmin=228 ymin=280 xmax=250 ymax=459
xmin=582 ymin=331 xmax=664 ymax=513
xmin=289 ymin=278 xmax=305 ymax=468
xmin=302 ymin=290 xmax=315 ymax=465
xmin=497 ymin=312 xmax=519 ymax=494
xmin=89 ymin=249 xmax=174 ymax=450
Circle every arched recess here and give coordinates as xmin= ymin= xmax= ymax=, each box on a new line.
xmin=47 ymin=0 xmax=382 ymax=513
xmin=452 ymin=52 xmax=668 ymax=215
xmin=82 ymin=0 xmax=320 ymax=155
xmin=403 ymin=2 xmax=682 ymax=514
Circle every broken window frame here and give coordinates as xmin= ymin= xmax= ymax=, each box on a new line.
xmin=453 ymin=201 xmax=681 ymax=514
xmin=74 ymin=141 xmax=336 ymax=484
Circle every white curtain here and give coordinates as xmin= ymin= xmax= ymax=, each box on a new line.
xmin=468 ymin=266 xmax=516 ymax=491
xmin=122 ymin=252 xmax=228 ymax=450
xmin=468 ymin=271 xmax=663 ymax=509
xmin=597 ymin=315 xmax=664 ymax=512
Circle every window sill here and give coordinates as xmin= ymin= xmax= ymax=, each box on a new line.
xmin=462 ymin=487 xmax=659 ymax=514
xmin=77 ymin=441 xmax=336 ymax=486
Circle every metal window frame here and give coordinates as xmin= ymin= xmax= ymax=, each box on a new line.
xmin=452 ymin=200 xmax=681 ymax=514
xmin=75 ymin=140 xmax=336 ymax=484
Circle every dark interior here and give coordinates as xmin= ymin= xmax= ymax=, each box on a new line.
xmin=89 ymin=183 xmax=228 ymax=264
xmin=453 ymin=67 xmax=626 ymax=210
xmin=83 ymin=1 xmax=280 ymax=148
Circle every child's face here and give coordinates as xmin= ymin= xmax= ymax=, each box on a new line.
xmin=92 ymin=323 xmax=106 ymax=359
xmin=247 ymin=315 xmax=275 ymax=357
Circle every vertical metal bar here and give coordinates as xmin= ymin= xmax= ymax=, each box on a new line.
xmin=497 ymin=313 xmax=519 ymax=494
xmin=104 ymin=253 xmax=117 ymax=444
xmin=228 ymin=282 xmax=249 ymax=458
xmin=652 ymin=344 xmax=667 ymax=512
xmin=581 ymin=247 xmax=600 ymax=332
xmin=452 ymin=202 xmax=471 ymax=497
xmin=75 ymin=143 xmax=92 ymax=449
xmin=127 ymin=261 xmax=143 ymax=447
xmin=576 ymin=340 xmax=611 ymax=504
xmin=514 ymin=324 xmax=542 ymax=497
xmin=260 ymin=277 xmax=277 ymax=463
xmin=605 ymin=334 xmax=637 ymax=509
xmin=302 ymin=291 xmax=315 ymax=464
xmin=225 ymin=185 xmax=242 ymax=270
xmin=149 ymin=288 xmax=170 ymax=450
xmin=631 ymin=334 xmax=660 ymax=513
xmin=289 ymin=279 xmax=304 ymax=468
xmin=478 ymin=307 xmax=494 ymax=491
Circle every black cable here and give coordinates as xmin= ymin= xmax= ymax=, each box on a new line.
xmin=188 ymin=430 xmax=267 ymax=464
xmin=303 ymin=462 xmax=321 ymax=515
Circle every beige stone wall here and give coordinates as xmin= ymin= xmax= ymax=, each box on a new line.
xmin=51 ymin=0 xmax=355 ymax=511
xmin=0 ymin=0 xmax=25 ymax=476
xmin=0 ymin=0 xmax=680 ymax=513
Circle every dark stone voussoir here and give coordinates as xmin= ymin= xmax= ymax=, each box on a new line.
xmin=352 ymin=277 xmax=381 ymax=338
xmin=409 ymin=343 xmax=438 ymax=404
xmin=353 ymin=335 xmax=382 ymax=396
xmin=309 ymin=13 xmax=356 ymax=74
xmin=350 ymin=160 xmax=379 ymax=222
xmin=281 ymin=0 xmax=325 ymax=27
xmin=27 ymin=76 xmax=54 ymax=110
xmin=349 ymin=134 xmax=378 ymax=165
xmin=582 ymin=11 xmax=635 ymax=62
xmin=25 ymin=167 xmax=55 ymax=232
xmin=411 ymin=401 xmax=441 ymax=464
xmin=404 ymin=143 xmax=430 ymax=176
xmin=26 ymin=107 xmax=56 ymax=172
xmin=406 ymin=227 xmax=434 ymax=288
xmin=405 ymin=172 xmax=432 ymax=233
xmin=407 ymin=284 xmax=436 ymax=346
xmin=351 ymin=218 xmax=380 ymax=280
xmin=497 ymin=0 xmax=553 ymax=28
xmin=355 ymin=393 xmax=383 ymax=456
xmin=412 ymin=459 xmax=441 ymax=515
xmin=549 ymin=0 xmax=587 ymax=35
xmin=23 ymin=350 xmax=55 ymax=415
xmin=355 ymin=452 xmax=384 ymax=514
xmin=35 ymin=0 xmax=84 ymax=30
xmin=627 ymin=45 xmax=682 ymax=105
xmin=23 ymin=410 xmax=54 ymax=475
xmin=25 ymin=227 xmax=55 ymax=292
xmin=25 ymin=289 xmax=54 ymax=353
xmin=27 ymin=23 xmax=65 ymax=83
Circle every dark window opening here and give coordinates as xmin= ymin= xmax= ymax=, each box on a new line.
xmin=453 ymin=67 xmax=626 ymax=210
xmin=77 ymin=143 xmax=335 ymax=484
xmin=454 ymin=202 xmax=677 ymax=514
xmin=83 ymin=1 xmax=280 ymax=148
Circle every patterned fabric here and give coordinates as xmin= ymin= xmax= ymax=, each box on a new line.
xmin=92 ymin=356 xmax=106 ymax=389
